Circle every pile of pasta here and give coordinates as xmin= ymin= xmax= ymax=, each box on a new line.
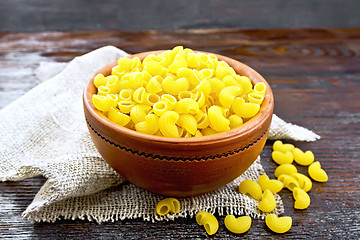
xmin=155 ymin=141 xmax=328 ymax=235
xmin=92 ymin=46 xmax=266 ymax=137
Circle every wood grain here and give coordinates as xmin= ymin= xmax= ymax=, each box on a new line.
xmin=0 ymin=29 xmax=359 ymax=239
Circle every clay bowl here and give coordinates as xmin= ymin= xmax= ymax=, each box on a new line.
xmin=83 ymin=50 xmax=274 ymax=197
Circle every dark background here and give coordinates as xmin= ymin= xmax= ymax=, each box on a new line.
xmin=0 ymin=0 xmax=359 ymax=32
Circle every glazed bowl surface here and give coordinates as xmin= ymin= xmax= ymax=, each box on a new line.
xmin=83 ymin=50 xmax=274 ymax=197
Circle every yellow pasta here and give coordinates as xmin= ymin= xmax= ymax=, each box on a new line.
xmin=273 ymin=140 xmax=295 ymax=153
xmin=222 ymin=74 xmax=242 ymax=88
xmin=153 ymin=101 xmax=169 ymax=116
xmin=209 ymin=78 xmax=226 ymax=96
xmin=254 ymin=82 xmax=266 ymax=97
xmin=92 ymin=46 xmax=268 ymax=138
xmin=236 ymin=76 xmax=253 ymax=96
xmin=135 ymin=114 xmax=159 ymax=135
xmin=143 ymin=93 xmax=160 ymax=106
xmin=265 ymin=214 xmax=292 ymax=234
xmin=257 ymin=174 xmax=283 ymax=194
xmin=278 ymin=174 xmax=300 ymax=191
xmin=207 ymin=105 xmax=230 ymax=132
xmin=200 ymin=68 xmax=214 ymax=79
xmin=174 ymin=98 xmax=199 ymax=115
xmin=186 ymin=52 xmax=201 ymax=69
xmin=130 ymin=104 xmax=151 ymax=124
xmin=215 ymin=60 xmax=235 ymax=79
xmin=111 ymin=65 xmax=125 ymax=78
xmin=133 ymin=87 xmax=147 ymax=104
xmin=155 ymin=198 xmax=180 ymax=216
xmin=224 ymin=215 xmax=251 ymax=234
xmin=177 ymin=114 xmax=197 ymax=135
xmin=105 ymin=75 xmax=121 ymax=94
xmin=247 ymin=92 xmax=264 ymax=105
xmin=193 ymin=78 xmax=212 ymax=97
xmin=195 ymin=112 xmax=209 ymax=129
xmin=159 ymin=111 xmax=180 ymax=138
xmin=178 ymin=90 xmax=193 ymax=100
xmin=108 ymin=107 xmax=131 ymax=126
xmin=146 ymin=76 xmax=163 ymax=94
xmin=201 ymin=127 xmax=218 ymax=136
xmin=144 ymin=60 xmax=167 ymax=77
xmin=308 ymin=161 xmax=328 ymax=182
xmin=94 ymin=73 xmax=108 ymax=88
xmin=219 ymin=86 xmax=242 ymax=108
xmin=258 ymin=189 xmax=276 ymax=212
xmin=238 ymin=179 xmax=262 ymax=200
xmin=97 ymin=85 xmax=111 ymax=96
xmin=162 ymin=76 xmax=190 ymax=95
xmin=196 ymin=211 xmax=219 ymax=236
xmin=272 ymin=151 xmax=294 ymax=165
xmin=118 ymin=89 xmax=133 ymax=101
xmin=168 ymin=52 xmax=187 ymax=73
xmin=291 ymin=173 xmax=312 ymax=192
xmin=117 ymin=100 xmax=135 ymax=114
xmin=92 ymin=94 xmax=118 ymax=112
xmin=292 ymin=187 xmax=310 ymax=210
xmin=198 ymin=53 xmax=211 ymax=69
xmin=191 ymin=91 xmax=206 ymax=108
xmin=194 ymin=130 xmax=203 ymax=137
xmin=274 ymin=164 xmax=298 ymax=178
xmin=228 ymin=114 xmax=243 ymax=129
xmin=160 ymin=94 xmax=177 ymax=110
xmin=293 ymin=148 xmax=315 ymax=166
xmin=232 ymin=97 xmax=260 ymax=119
xmin=117 ymin=57 xmax=133 ymax=72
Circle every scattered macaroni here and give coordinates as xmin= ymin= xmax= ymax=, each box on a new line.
xmin=278 ymin=174 xmax=300 ymax=191
xmin=238 ymin=179 xmax=262 ymax=200
xmin=258 ymin=189 xmax=276 ymax=212
xmin=274 ymin=164 xmax=298 ymax=178
xmin=272 ymin=151 xmax=294 ymax=165
xmin=224 ymin=215 xmax=251 ymax=234
xmin=273 ymin=140 xmax=295 ymax=153
xmin=257 ymin=174 xmax=283 ymax=194
xmin=308 ymin=161 xmax=328 ymax=182
xmin=92 ymin=46 xmax=267 ymax=137
xmin=196 ymin=211 xmax=219 ymax=235
xmin=265 ymin=214 xmax=292 ymax=234
xmin=156 ymin=198 xmax=180 ymax=216
xmin=293 ymin=187 xmax=311 ymax=210
xmin=293 ymin=148 xmax=315 ymax=166
xmin=291 ymin=173 xmax=312 ymax=192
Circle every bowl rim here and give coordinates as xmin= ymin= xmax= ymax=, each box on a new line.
xmin=83 ymin=50 xmax=274 ymax=145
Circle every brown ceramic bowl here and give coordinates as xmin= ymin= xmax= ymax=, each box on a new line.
xmin=83 ymin=50 xmax=274 ymax=197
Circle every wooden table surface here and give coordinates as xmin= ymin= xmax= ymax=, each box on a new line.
xmin=0 ymin=28 xmax=359 ymax=239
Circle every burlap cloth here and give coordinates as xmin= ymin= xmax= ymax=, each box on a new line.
xmin=0 ymin=46 xmax=320 ymax=223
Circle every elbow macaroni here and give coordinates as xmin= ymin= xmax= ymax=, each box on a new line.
xmin=92 ymin=46 xmax=267 ymax=137
xmin=308 ymin=161 xmax=328 ymax=182
xmin=272 ymin=151 xmax=294 ymax=165
xmin=224 ymin=215 xmax=251 ymax=234
xmin=196 ymin=211 xmax=219 ymax=235
xmin=265 ymin=214 xmax=292 ymax=234
xmin=257 ymin=174 xmax=283 ymax=194
xmin=274 ymin=164 xmax=298 ymax=178
xmin=258 ymin=189 xmax=276 ymax=212
xmin=293 ymin=187 xmax=310 ymax=209
xmin=155 ymin=198 xmax=180 ymax=216
xmin=293 ymin=148 xmax=315 ymax=166
xmin=238 ymin=179 xmax=262 ymax=200
xmin=273 ymin=140 xmax=295 ymax=153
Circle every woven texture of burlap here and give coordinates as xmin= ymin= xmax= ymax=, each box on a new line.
xmin=0 ymin=46 xmax=320 ymax=223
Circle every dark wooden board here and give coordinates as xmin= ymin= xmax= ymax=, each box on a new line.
xmin=0 ymin=0 xmax=360 ymax=32
xmin=0 ymin=29 xmax=359 ymax=239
